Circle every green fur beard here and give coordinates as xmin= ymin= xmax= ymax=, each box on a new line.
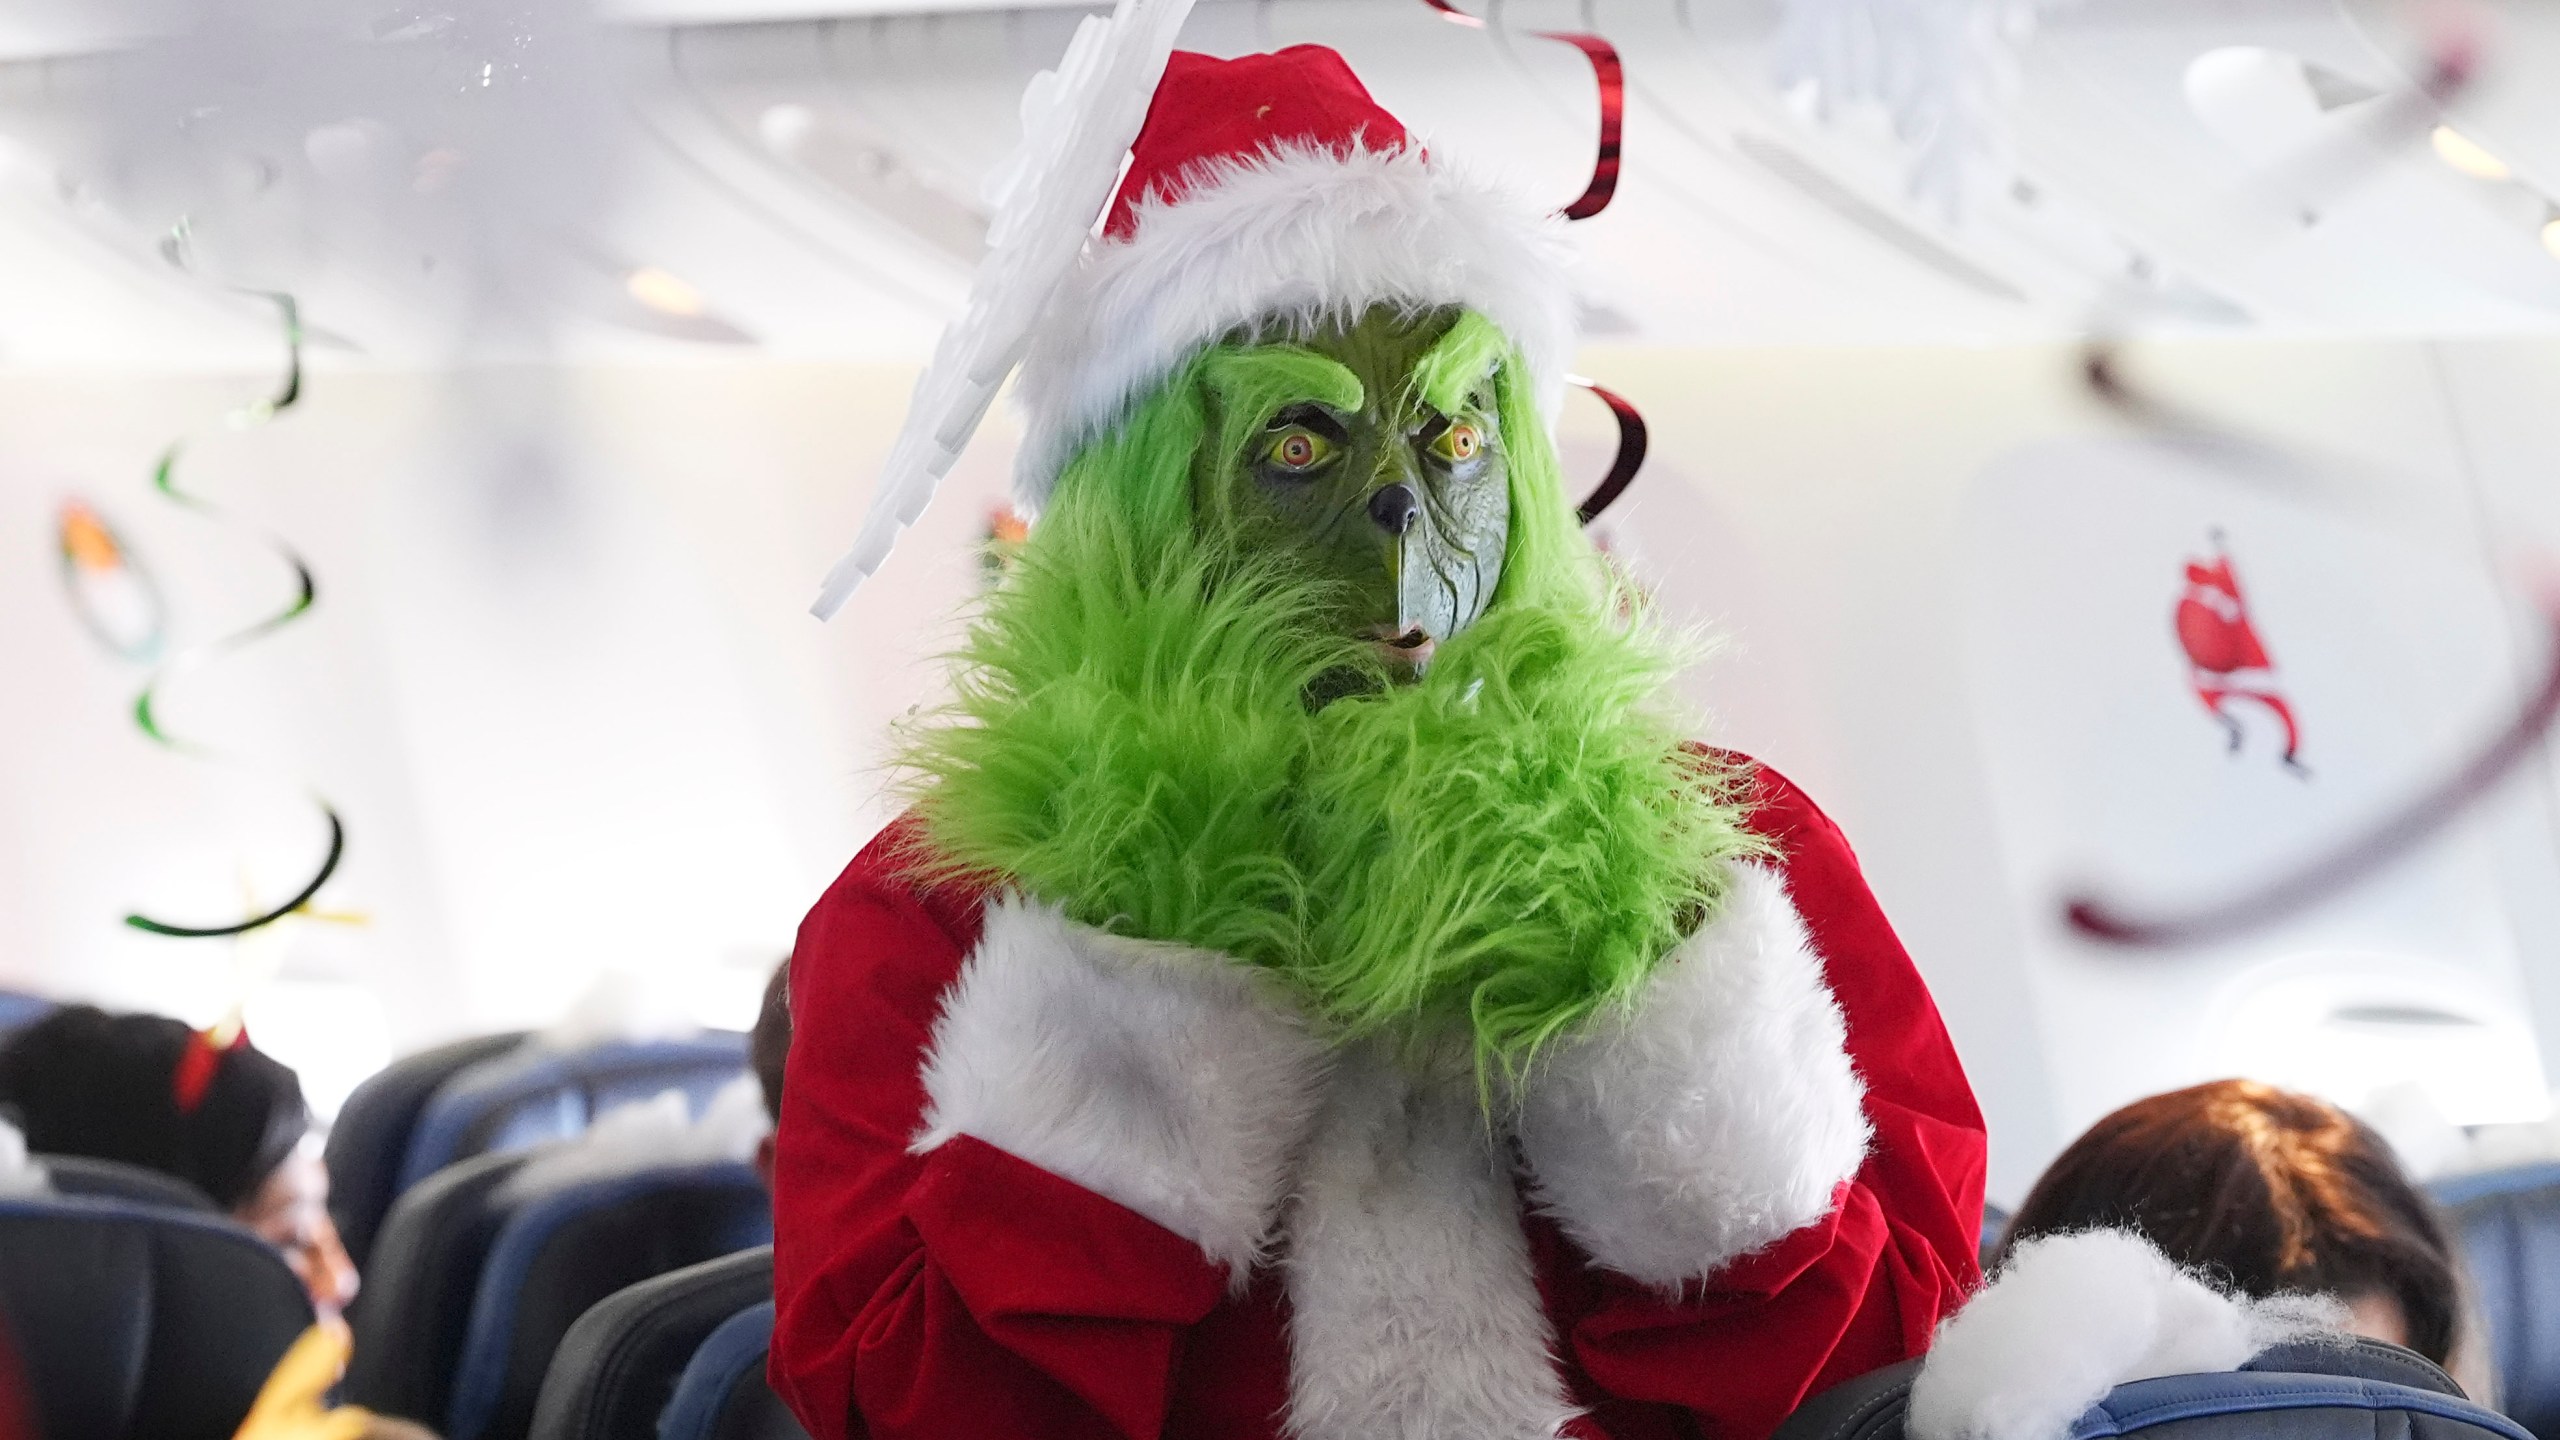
xmin=898 ymin=326 xmax=1766 ymax=1083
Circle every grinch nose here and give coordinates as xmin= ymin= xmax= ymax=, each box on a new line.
xmin=1368 ymin=483 xmax=1421 ymax=537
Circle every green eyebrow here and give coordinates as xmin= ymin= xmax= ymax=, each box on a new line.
xmin=1200 ymin=345 xmax=1364 ymax=421
xmin=1408 ymin=310 xmax=1507 ymax=416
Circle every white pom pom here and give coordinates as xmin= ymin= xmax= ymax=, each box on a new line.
xmin=1907 ymin=1230 xmax=2347 ymax=1440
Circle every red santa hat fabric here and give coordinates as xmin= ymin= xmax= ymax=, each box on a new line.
xmin=1009 ymin=44 xmax=1577 ymax=510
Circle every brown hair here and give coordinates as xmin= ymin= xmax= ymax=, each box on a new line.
xmin=1998 ymin=1079 xmax=2460 ymax=1366
xmin=749 ymin=960 xmax=792 ymax=1125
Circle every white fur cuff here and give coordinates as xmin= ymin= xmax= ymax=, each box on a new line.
xmin=1907 ymin=1230 xmax=2349 ymax=1440
xmin=1512 ymin=862 xmax=1871 ymax=1289
xmin=911 ymin=894 xmax=1329 ymax=1277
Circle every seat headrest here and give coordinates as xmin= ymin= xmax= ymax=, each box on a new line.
xmin=398 ymin=1035 xmax=750 ymax=1191
xmin=326 ymin=1031 xmax=530 ymax=1271
xmin=39 ymin=1154 xmax=219 ymax=1212
xmin=527 ymin=1246 xmax=774 ymax=1440
xmin=1772 ymin=1338 xmax=2518 ymax=1440
xmin=444 ymin=1161 xmax=771 ymax=1440
xmin=0 ymin=1195 xmax=313 ymax=1440
xmin=2429 ymin=1162 xmax=2560 ymax=1210
xmin=2446 ymin=1176 xmax=2560 ymax=1438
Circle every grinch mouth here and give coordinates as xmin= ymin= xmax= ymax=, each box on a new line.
xmin=1370 ymin=626 xmax=1437 ymax=668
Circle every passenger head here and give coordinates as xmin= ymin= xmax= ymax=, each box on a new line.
xmin=1999 ymin=1079 xmax=2464 ymax=1369
xmin=748 ymin=960 xmax=791 ymax=1188
xmin=0 ymin=1005 xmax=361 ymax=1319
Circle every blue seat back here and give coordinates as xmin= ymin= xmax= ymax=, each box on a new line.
xmin=346 ymin=1150 xmax=536 ymax=1429
xmin=528 ymin=1247 xmax=776 ymax=1440
xmin=328 ymin=1031 xmax=530 ymax=1272
xmin=2443 ymin=1173 xmax=2560 ymax=1438
xmin=0 ymin=1195 xmax=313 ymax=1440
xmin=1770 ymin=1338 xmax=2517 ymax=1440
xmin=399 ymin=1035 xmax=750 ymax=1192
xmin=658 ymin=1301 xmax=810 ymax=1440
xmin=2429 ymin=1162 xmax=2560 ymax=1209
xmin=445 ymin=1161 xmax=772 ymax=1440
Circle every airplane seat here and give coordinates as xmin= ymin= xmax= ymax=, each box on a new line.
xmin=0 ymin=1194 xmax=313 ymax=1440
xmin=0 ymin=992 xmax=53 ymax=1036
xmin=656 ymin=1301 xmax=812 ymax=1440
xmin=346 ymin=1149 xmax=537 ymax=1429
xmin=397 ymin=1034 xmax=751 ymax=1192
xmin=441 ymin=1160 xmax=772 ymax=1440
xmin=2442 ymin=1173 xmax=2560 ymax=1440
xmin=328 ymin=1031 xmax=531 ymax=1273
xmin=526 ymin=1246 xmax=775 ymax=1440
xmin=1978 ymin=1202 xmax=2009 ymax=1270
xmin=2430 ymin=1162 xmax=2560 ymax=1209
xmin=36 ymin=1154 xmax=218 ymax=1212
xmin=1769 ymin=1336 xmax=2521 ymax=1440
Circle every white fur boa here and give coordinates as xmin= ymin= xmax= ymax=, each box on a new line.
xmin=1282 ymin=1040 xmax=1579 ymax=1440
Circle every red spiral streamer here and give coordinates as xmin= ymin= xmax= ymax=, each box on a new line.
xmin=1570 ymin=377 xmax=1647 ymax=525
xmin=1422 ymin=0 xmax=1624 ymax=221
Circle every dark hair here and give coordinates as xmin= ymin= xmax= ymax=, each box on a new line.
xmin=0 ymin=1005 xmax=308 ymax=1211
xmin=749 ymin=961 xmax=792 ymax=1125
xmin=1998 ymin=1078 xmax=2460 ymax=1365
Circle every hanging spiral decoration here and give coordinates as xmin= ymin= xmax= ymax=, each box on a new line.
xmin=123 ymin=249 xmax=346 ymax=941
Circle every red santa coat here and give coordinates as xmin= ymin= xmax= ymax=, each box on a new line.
xmin=770 ymin=760 xmax=1986 ymax=1440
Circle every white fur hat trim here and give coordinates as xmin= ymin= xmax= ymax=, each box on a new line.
xmin=1010 ymin=140 xmax=1577 ymax=511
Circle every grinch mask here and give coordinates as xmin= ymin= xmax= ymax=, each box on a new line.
xmin=902 ymin=310 xmax=1765 ymax=1084
xmin=1199 ymin=306 xmax=1509 ymax=671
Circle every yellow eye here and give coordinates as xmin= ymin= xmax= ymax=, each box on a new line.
xmin=1432 ymin=422 xmax=1484 ymax=463
xmin=1267 ymin=428 xmax=1333 ymax=472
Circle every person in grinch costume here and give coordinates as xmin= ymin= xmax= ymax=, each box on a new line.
xmin=771 ymin=45 xmax=1986 ymax=1440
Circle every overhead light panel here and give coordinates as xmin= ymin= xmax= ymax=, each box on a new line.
xmin=2431 ymin=126 xmax=2511 ymax=182
xmin=626 ymin=266 xmax=706 ymax=317
xmin=2542 ymin=208 xmax=2560 ymax=262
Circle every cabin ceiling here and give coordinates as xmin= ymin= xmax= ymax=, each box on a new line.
xmin=0 ymin=0 xmax=2554 ymax=370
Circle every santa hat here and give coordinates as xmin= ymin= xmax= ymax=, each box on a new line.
xmin=1009 ymin=45 xmax=1578 ymax=511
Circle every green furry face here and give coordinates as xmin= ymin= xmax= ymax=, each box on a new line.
xmin=901 ymin=313 xmax=1767 ymax=1086
xmin=1198 ymin=308 xmax=1510 ymax=673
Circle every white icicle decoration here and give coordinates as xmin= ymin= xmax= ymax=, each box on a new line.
xmin=1772 ymin=0 xmax=2064 ymax=218
xmin=810 ymin=0 xmax=1198 ymax=620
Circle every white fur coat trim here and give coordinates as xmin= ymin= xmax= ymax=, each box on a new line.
xmin=1512 ymin=860 xmax=1872 ymax=1289
xmin=1282 ymin=1039 xmax=1579 ymax=1440
xmin=910 ymin=894 xmax=1329 ymax=1278
xmin=1010 ymin=140 xmax=1576 ymax=510
xmin=1908 ymin=1230 xmax=2350 ymax=1440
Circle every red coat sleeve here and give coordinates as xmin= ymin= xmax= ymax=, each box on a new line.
xmin=767 ymin=821 xmax=1233 ymax=1440
xmin=1562 ymin=762 xmax=1988 ymax=1440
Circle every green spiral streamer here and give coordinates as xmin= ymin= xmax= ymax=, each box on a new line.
xmin=124 ymin=279 xmax=346 ymax=940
